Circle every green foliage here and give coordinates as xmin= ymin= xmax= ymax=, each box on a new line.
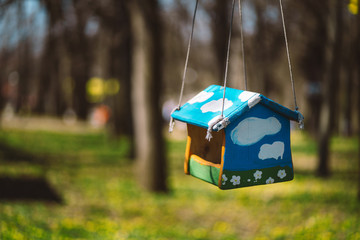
xmin=0 ymin=130 xmax=359 ymax=240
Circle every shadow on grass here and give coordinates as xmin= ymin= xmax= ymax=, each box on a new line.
xmin=0 ymin=141 xmax=47 ymax=164
xmin=0 ymin=176 xmax=63 ymax=203
xmin=0 ymin=141 xmax=63 ymax=203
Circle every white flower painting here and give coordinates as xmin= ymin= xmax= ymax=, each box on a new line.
xmin=188 ymin=91 xmax=214 ymax=104
xmin=230 ymin=117 xmax=282 ymax=146
xmin=266 ymin=177 xmax=275 ymax=184
xmin=200 ymin=99 xmax=233 ymax=113
xmin=230 ymin=175 xmax=241 ymax=186
xmin=277 ymin=169 xmax=287 ymax=179
xmin=222 ymin=174 xmax=228 ymax=185
xmin=253 ymin=170 xmax=262 ymax=180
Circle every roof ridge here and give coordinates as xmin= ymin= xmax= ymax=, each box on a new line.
xmin=171 ymin=85 xmax=301 ymax=130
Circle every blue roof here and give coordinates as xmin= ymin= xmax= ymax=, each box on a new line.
xmin=171 ymin=85 xmax=301 ymax=131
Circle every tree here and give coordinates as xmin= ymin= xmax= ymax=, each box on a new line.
xmin=93 ymin=0 xmax=134 ymax=154
xmin=342 ymin=14 xmax=356 ymax=137
xmin=106 ymin=2 xmax=133 ymax=141
xmin=65 ymin=0 xmax=93 ymax=120
xmin=36 ymin=0 xmax=66 ymax=116
xmin=245 ymin=1 xmax=285 ymax=96
xmin=209 ymin=0 xmax=229 ymax=83
xmin=298 ymin=1 xmax=327 ymax=136
xmin=317 ymin=0 xmax=344 ymax=177
xmin=356 ymin=9 xmax=360 ymax=201
xmin=129 ymin=0 xmax=167 ymax=192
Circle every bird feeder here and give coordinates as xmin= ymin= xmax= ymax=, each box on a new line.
xmin=171 ymin=85 xmax=303 ymax=189
xmin=169 ymin=0 xmax=304 ymax=189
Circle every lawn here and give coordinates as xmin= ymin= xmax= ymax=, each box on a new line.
xmin=0 ymin=123 xmax=359 ymax=240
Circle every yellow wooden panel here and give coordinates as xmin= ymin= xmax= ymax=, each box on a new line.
xmin=184 ymin=135 xmax=192 ymax=174
xmin=191 ymin=154 xmax=221 ymax=168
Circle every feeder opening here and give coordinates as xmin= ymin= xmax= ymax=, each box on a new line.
xmin=186 ymin=124 xmax=224 ymax=167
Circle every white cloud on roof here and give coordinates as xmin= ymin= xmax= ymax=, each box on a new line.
xmin=188 ymin=91 xmax=214 ymax=104
xmin=239 ymin=91 xmax=261 ymax=108
xmin=200 ymin=99 xmax=233 ymax=113
xmin=230 ymin=117 xmax=281 ymax=146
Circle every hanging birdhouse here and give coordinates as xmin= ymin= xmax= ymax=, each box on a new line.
xmin=169 ymin=0 xmax=304 ymax=189
xmin=171 ymin=85 xmax=303 ymax=190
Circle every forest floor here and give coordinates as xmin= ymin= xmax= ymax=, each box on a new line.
xmin=0 ymin=117 xmax=359 ymax=240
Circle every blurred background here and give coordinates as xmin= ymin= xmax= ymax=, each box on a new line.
xmin=0 ymin=0 xmax=359 ymax=239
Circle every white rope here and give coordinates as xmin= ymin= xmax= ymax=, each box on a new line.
xmin=206 ymin=115 xmax=223 ymax=141
xmin=221 ymin=0 xmax=236 ymax=118
xmin=204 ymin=0 xmax=236 ymax=142
xmin=168 ymin=108 xmax=177 ymax=132
xmin=238 ymin=0 xmax=248 ymax=90
xmin=279 ymin=0 xmax=298 ymax=111
xmin=169 ymin=0 xmax=199 ymax=132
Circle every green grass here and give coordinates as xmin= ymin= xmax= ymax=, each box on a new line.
xmin=0 ymin=128 xmax=359 ymax=240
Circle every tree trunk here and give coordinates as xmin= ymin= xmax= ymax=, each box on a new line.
xmin=211 ymin=0 xmax=229 ymax=83
xmin=107 ymin=1 xmax=134 ymax=150
xmin=129 ymin=0 xmax=167 ymax=192
xmin=35 ymin=30 xmax=57 ymax=115
xmin=343 ymin=54 xmax=354 ymax=137
xmin=300 ymin=3 xmax=327 ymax=137
xmin=70 ymin=43 xmax=91 ymax=121
xmin=16 ymin=40 xmax=32 ymax=114
xmin=358 ymin=68 xmax=360 ymax=201
xmin=252 ymin=1 xmax=283 ymax=95
xmin=358 ymin=77 xmax=360 ymax=201
xmin=342 ymin=16 xmax=356 ymax=137
xmin=356 ymin=10 xmax=360 ymax=201
xmin=65 ymin=0 xmax=92 ymax=120
xmin=253 ymin=2 xmax=268 ymax=93
xmin=35 ymin=0 xmax=67 ymax=116
xmin=108 ymin=17 xmax=134 ymax=157
xmin=317 ymin=0 xmax=343 ymax=177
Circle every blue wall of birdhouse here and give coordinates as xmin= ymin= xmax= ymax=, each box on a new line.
xmin=223 ymin=104 xmax=293 ymax=171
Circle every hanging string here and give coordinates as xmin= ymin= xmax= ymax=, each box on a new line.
xmin=206 ymin=0 xmax=236 ymax=141
xmin=238 ymin=0 xmax=248 ymax=91
xmin=169 ymin=0 xmax=199 ymax=132
xmin=177 ymin=0 xmax=199 ymax=109
xmin=279 ymin=0 xmax=298 ymax=111
xmin=221 ymin=0 xmax=236 ymax=118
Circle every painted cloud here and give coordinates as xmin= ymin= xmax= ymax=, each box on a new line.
xmin=239 ymin=91 xmax=257 ymax=101
xmin=230 ymin=117 xmax=281 ymax=146
xmin=238 ymin=91 xmax=261 ymax=108
xmin=258 ymin=141 xmax=285 ymax=160
xmin=200 ymin=99 xmax=233 ymax=113
xmin=188 ymin=91 xmax=214 ymax=104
